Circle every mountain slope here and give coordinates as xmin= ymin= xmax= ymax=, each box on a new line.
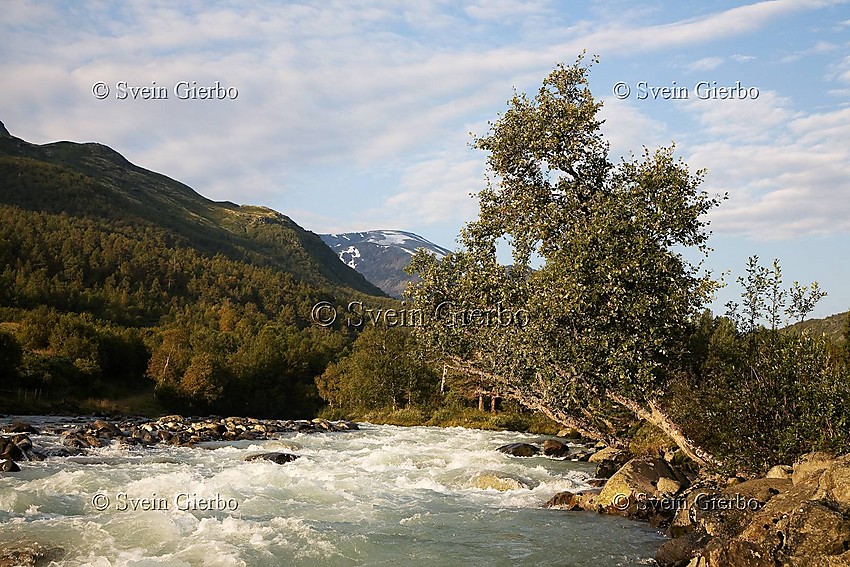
xmin=320 ymin=230 xmax=451 ymax=298
xmin=0 ymin=120 xmax=385 ymax=300
xmin=788 ymin=310 xmax=849 ymax=342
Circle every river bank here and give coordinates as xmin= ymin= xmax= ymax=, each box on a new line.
xmin=540 ymin=442 xmax=850 ymax=566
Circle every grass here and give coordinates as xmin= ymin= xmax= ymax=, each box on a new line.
xmin=320 ymin=405 xmax=563 ymax=435
xmin=0 ymin=384 xmax=167 ymax=418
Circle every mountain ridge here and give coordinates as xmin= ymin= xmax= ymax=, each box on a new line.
xmin=0 ymin=121 xmax=385 ymax=299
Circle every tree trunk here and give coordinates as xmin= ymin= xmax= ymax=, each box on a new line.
xmin=446 ymin=357 xmax=623 ymax=447
xmin=606 ymin=391 xmax=722 ymax=469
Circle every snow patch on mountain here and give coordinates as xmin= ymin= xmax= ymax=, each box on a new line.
xmin=318 ymin=230 xmax=451 ymax=298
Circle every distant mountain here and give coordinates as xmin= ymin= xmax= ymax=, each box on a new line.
xmin=320 ymin=230 xmax=452 ymax=298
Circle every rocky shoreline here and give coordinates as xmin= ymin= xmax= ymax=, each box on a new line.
xmin=520 ymin=438 xmax=850 ymax=566
xmin=0 ymin=414 xmax=358 ymax=471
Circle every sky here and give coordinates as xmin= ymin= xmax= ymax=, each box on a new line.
xmin=1 ymin=0 xmax=848 ymax=319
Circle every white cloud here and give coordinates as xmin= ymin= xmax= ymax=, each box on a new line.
xmin=685 ymin=104 xmax=850 ymax=239
xmin=684 ymin=90 xmax=799 ymax=143
xmin=598 ymin=97 xmax=670 ymax=158
xmin=1 ymin=0 xmax=848 ymax=246
xmin=686 ymin=57 xmax=725 ymax=72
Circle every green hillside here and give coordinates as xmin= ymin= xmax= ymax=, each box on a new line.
xmin=0 ymin=120 xmax=391 ymax=417
xmin=0 ymin=121 xmax=383 ymax=298
xmin=788 ymin=310 xmax=849 ymax=342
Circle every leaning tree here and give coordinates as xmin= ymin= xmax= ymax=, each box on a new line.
xmin=407 ymin=55 xmax=723 ymax=467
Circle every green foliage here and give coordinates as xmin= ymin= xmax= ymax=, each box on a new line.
xmin=0 ymin=121 xmax=392 ymax=416
xmin=725 ymin=255 xmax=826 ymax=332
xmin=0 ymin=330 xmax=22 ymax=384
xmin=407 ymin=56 xmax=721 ymax=446
xmin=316 ymin=326 xmax=439 ymax=413
xmin=672 ymin=258 xmax=847 ymax=473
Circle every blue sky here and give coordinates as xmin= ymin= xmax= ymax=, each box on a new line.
xmin=1 ymin=0 xmax=848 ymax=319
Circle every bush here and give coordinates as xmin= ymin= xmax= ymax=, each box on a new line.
xmin=672 ymin=320 xmax=850 ymax=473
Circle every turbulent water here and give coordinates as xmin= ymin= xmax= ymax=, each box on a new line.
xmin=1 ymin=418 xmax=664 ymax=566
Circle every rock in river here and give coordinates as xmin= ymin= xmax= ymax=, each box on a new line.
xmin=244 ymin=452 xmax=300 ymax=464
xmin=496 ymin=443 xmax=540 ymax=457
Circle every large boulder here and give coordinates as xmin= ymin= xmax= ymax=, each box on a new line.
xmin=597 ymin=456 xmax=689 ymax=520
xmin=696 ymin=537 xmax=775 ymax=567
xmin=92 ymin=420 xmax=122 ymax=437
xmin=683 ymin=453 xmax=850 ymax=566
xmin=792 ymin=452 xmax=835 ymax=485
xmin=739 ymin=492 xmax=850 ymax=560
xmin=496 ymin=443 xmax=540 ymax=457
xmin=1 ymin=421 xmax=39 ymax=434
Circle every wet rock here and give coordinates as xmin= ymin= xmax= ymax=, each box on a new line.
xmin=656 ymin=530 xmax=710 ymax=567
xmin=543 ymin=439 xmax=569 ymax=458
xmin=12 ymin=434 xmax=32 ymax=453
xmin=470 ymin=472 xmax=529 ymax=491
xmin=92 ymin=420 xmax=121 ymax=437
xmin=544 ymin=490 xmax=600 ymax=511
xmin=83 ymin=435 xmax=104 ymax=448
xmin=571 ymin=450 xmax=593 ymax=462
xmin=1 ymin=438 xmax=24 ymax=461
xmin=2 ymin=421 xmax=39 ymax=434
xmin=244 ymin=452 xmax=299 ymax=464
xmin=496 ymin=443 xmax=540 ymax=457
xmin=556 ymin=428 xmax=582 ymax=440
xmin=42 ymin=448 xmax=76 ymax=458
xmin=0 ymin=458 xmax=20 ymax=472
xmin=0 ymin=541 xmax=64 ymax=566
xmin=594 ymin=459 xmax=620 ymax=479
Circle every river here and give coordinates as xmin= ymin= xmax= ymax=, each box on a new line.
xmin=0 ymin=418 xmax=663 ymax=566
